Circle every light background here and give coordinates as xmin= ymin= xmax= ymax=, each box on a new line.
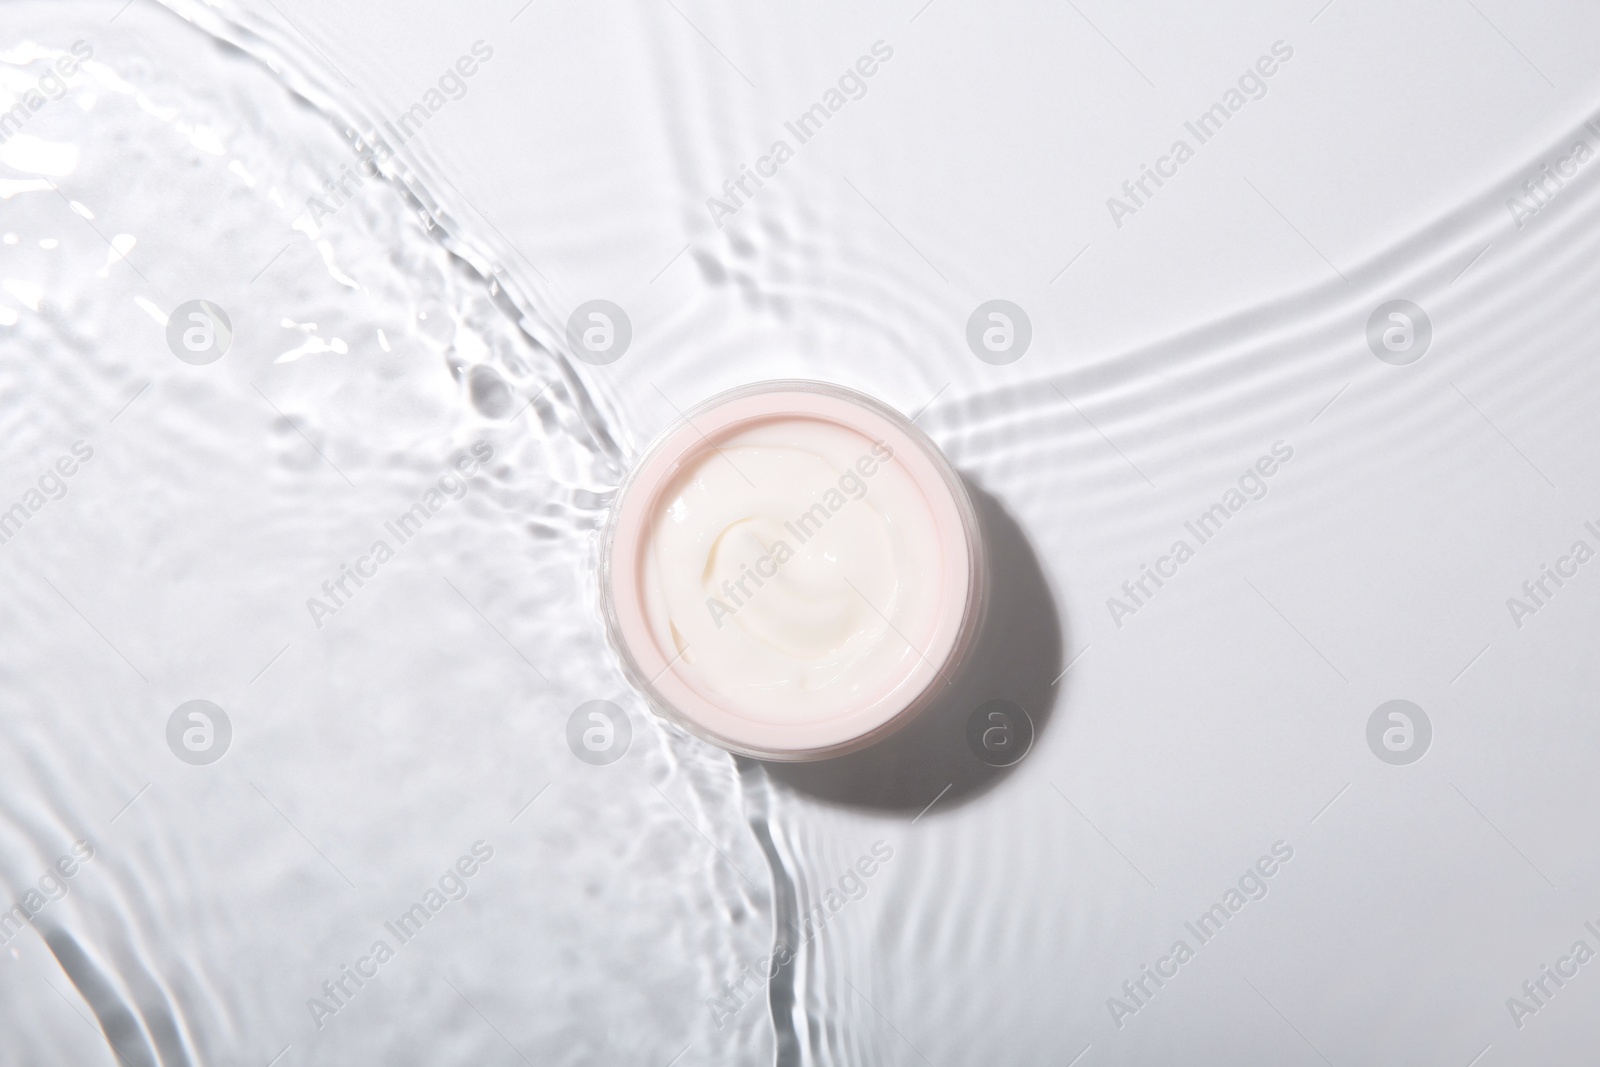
xmin=2 ymin=0 xmax=1599 ymax=1064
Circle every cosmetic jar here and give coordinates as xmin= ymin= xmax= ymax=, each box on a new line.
xmin=601 ymin=381 xmax=985 ymax=760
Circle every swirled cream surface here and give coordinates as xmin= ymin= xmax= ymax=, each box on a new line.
xmin=640 ymin=416 xmax=946 ymax=722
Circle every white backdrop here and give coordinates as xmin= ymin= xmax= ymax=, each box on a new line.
xmin=4 ymin=0 xmax=1600 ymax=1063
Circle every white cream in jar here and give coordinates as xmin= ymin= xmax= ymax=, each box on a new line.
xmin=603 ymin=382 xmax=984 ymax=760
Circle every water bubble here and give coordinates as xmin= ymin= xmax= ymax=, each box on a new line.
xmin=468 ymin=364 xmax=514 ymax=418
xmin=415 ymin=299 xmax=455 ymax=347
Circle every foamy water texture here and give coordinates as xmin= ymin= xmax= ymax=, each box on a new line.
xmin=2 ymin=1 xmax=1600 ymax=1065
